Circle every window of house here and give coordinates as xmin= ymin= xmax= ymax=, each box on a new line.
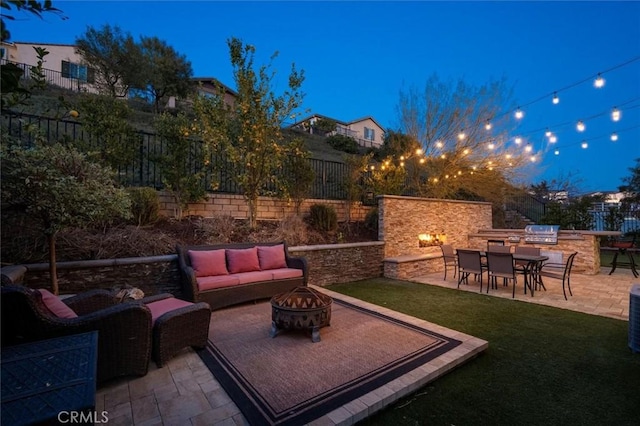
xmin=61 ymin=60 xmax=95 ymax=83
xmin=0 ymin=48 xmax=5 ymax=59
xmin=364 ymin=127 xmax=375 ymax=141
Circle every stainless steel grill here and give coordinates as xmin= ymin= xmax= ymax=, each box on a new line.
xmin=524 ymin=225 xmax=559 ymax=245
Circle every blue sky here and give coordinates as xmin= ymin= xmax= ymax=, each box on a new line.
xmin=8 ymin=1 xmax=640 ymax=193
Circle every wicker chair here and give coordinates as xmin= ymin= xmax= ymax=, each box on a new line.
xmin=1 ymin=285 xmax=152 ymax=385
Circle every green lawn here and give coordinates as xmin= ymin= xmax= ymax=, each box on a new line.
xmin=327 ymin=278 xmax=640 ymax=426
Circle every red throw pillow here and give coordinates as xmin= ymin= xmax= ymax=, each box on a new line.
xmin=38 ymin=289 xmax=78 ymax=319
xmin=188 ymin=249 xmax=229 ymax=277
xmin=258 ymin=244 xmax=287 ymax=270
xmin=226 ymin=247 xmax=261 ymax=274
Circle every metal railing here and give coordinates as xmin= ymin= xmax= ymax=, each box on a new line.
xmin=1 ymin=112 xmax=351 ymax=200
xmin=505 ymin=193 xmax=547 ymax=223
xmin=1 ymin=59 xmax=96 ymax=93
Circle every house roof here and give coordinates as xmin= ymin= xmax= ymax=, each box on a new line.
xmin=290 ymin=113 xmax=385 ymax=130
xmin=191 ymin=77 xmax=238 ymax=97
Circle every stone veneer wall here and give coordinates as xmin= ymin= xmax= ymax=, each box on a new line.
xmin=378 ymin=195 xmax=493 ymax=258
xmin=158 ymin=191 xmax=372 ymax=222
xmin=12 ymin=242 xmax=385 ymax=296
xmin=289 ymin=242 xmax=385 ymax=287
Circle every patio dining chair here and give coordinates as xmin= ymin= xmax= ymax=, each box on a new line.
xmin=539 ymin=252 xmax=578 ymax=300
xmin=440 ymin=244 xmax=457 ymax=280
xmin=486 ymin=251 xmax=518 ymax=298
xmin=456 ymin=249 xmax=485 ymax=292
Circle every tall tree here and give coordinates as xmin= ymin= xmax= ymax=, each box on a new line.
xmin=1 ymin=140 xmax=131 ymax=294
xmin=136 ymin=36 xmax=193 ymax=112
xmin=395 ymin=74 xmax=532 ymax=205
xmin=75 ymin=24 xmax=141 ymax=97
xmin=194 ymin=37 xmax=305 ymax=228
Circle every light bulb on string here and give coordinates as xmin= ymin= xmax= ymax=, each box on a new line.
xmin=435 ymin=140 xmax=443 ymax=148
xmin=488 ymin=142 xmax=495 ymax=150
xmin=611 ymin=132 xmax=618 ymax=141
xmin=549 ymin=135 xmax=558 ymax=143
xmin=581 ymin=141 xmax=588 ymax=149
xmin=611 ymin=107 xmax=621 ymax=122
xmin=554 ymin=149 xmax=560 ymax=155
xmin=458 ymin=130 xmax=466 ymax=140
xmin=545 ymin=129 xmax=552 ymax=138
xmin=525 ymin=144 xmax=532 ymax=153
xmin=530 ymin=156 xmax=537 ymax=162
xmin=594 ymin=73 xmax=605 ymax=88
xmin=514 ymin=137 xmax=522 ymax=145
xmin=552 ymin=92 xmax=559 ymax=104
xmin=576 ymin=120 xmax=585 ymax=132
xmin=514 ymin=108 xmax=524 ymax=119
xmin=485 ymin=120 xmax=492 ymax=130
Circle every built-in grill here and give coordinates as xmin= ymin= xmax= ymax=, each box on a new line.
xmin=524 ymin=225 xmax=559 ymax=245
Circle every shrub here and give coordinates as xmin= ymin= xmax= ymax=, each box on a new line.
xmin=326 ymin=134 xmax=359 ymax=154
xmin=127 ymin=187 xmax=160 ymax=226
xmin=308 ymin=203 xmax=338 ymax=233
xmin=364 ymin=207 xmax=379 ymax=233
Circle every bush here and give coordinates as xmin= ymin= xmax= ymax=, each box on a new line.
xmin=364 ymin=207 xmax=379 ymax=233
xmin=326 ymin=134 xmax=359 ymax=154
xmin=307 ymin=203 xmax=338 ymax=233
xmin=127 ymin=187 xmax=160 ymax=226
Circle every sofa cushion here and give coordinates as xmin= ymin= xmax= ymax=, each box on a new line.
xmin=197 ymin=275 xmax=241 ymax=291
xmin=146 ymin=297 xmax=194 ymax=325
xmin=270 ymin=268 xmax=304 ymax=280
xmin=189 ymin=249 xmax=228 ymax=277
xmin=226 ymin=247 xmax=261 ymax=274
xmin=235 ymin=270 xmax=276 ymax=285
xmin=257 ymin=244 xmax=287 ymax=270
xmin=38 ymin=289 xmax=78 ymax=319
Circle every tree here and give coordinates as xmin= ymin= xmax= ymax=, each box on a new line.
xmin=395 ymin=74 xmax=532 ymax=206
xmin=0 ymin=140 xmax=131 ymax=294
xmin=75 ymin=24 xmax=141 ymax=97
xmin=619 ymin=158 xmax=640 ymax=205
xmin=153 ymin=112 xmax=207 ymax=219
xmin=135 ymin=36 xmax=194 ymax=112
xmin=280 ymin=138 xmax=315 ymax=214
xmin=1 ymin=0 xmax=64 ymax=108
xmin=313 ymin=117 xmax=336 ymax=135
xmin=194 ymin=37 xmax=305 ymax=228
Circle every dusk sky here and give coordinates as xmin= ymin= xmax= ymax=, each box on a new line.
xmin=8 ymin=1 xmax=640 ymax=193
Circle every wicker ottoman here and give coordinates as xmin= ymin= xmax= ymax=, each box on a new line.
xmin=145 ymin=295 xmax=211 ymax=367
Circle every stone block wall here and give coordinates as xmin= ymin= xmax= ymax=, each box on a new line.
xmin=158 ymin=191 xmax=372 ymax=222
xmin=378 ymin=195 xmax=492 ymax=258
xmin=289 ymin=242 xmax=384 ymax=287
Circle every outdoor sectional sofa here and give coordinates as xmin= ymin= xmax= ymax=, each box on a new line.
xmin=176 ymin=242 xmax=308 ymax=311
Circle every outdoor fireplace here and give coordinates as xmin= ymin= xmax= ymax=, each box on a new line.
xmin=418 ymin=233 xmax=447 ymax=247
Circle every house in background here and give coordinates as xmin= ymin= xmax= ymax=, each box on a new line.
xmin=1 ymin=41 xmax=99 ymax=93
xmin=290 ymin=113 xmax=385 ymax=148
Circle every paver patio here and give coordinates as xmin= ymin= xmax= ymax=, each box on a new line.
xmin=96 ymin=267 xmax=638 ymax=425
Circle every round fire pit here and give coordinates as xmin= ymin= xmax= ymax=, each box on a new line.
xmin=269 ymin=286 xmax=332 ymax=343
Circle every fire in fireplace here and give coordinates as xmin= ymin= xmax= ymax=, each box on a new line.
xmin=418 ymin=233 xmax=447 ymax=247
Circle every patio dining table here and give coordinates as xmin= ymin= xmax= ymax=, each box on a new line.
xmin=460 ymin=249 xmax=549 ymax=296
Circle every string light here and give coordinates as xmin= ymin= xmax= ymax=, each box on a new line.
xmin=611 ymin=107 xmax=621 ymax=122
xmin=514 ymin=137 xmax=522 ymax=145
xmin=594 ymin=73 xmax=605 ymax=88
xmin=514 ymin=108 xmax=524 ymax=119
xmin=545 ymin=128 xmax=552 ymax=137
xmin=525 ymin=145 xmax=533 ymax=153
xmin=554 ymin=149 xmax=560 ymax=155
xmin=611 ymin=132 xmax=618 ymax=141
xmin=576 ymin=120 xmax=586 ymax=132
xmin=549 ymin=135 xmax=558 ymax=143
xmin=485 ymin=120 xmax=492 ymax=130
xmin=487 ymin=142 xmax=495 ymax=150
xmin=458 ymin=130 xmax=466 ymax=140
xmin=581 ymin=141 xmax=588 ymax=149
xmin=552 ymin=92 xmax=559 ymax=104
xmin=435 ymin=140 xmax=444 ymax=148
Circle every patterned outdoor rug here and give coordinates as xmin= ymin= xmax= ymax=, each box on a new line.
xmin=197 ymin=295 xmax=464 ymax=426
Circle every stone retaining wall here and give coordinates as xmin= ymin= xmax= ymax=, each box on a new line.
xmin=11 ymin=242 xmax=385 ymax=296
xmin=158 ymin=191 xmax=373 ymax=222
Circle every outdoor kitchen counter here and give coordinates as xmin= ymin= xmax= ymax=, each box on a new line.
xmin=466 ymin=230 xmax=622 ymax=275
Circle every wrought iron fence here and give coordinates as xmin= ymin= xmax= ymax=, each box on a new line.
xmin=1 ymin=59 xmax=96 ymax=93
xmin=1 ymin=112 xmax=350 ymax=200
